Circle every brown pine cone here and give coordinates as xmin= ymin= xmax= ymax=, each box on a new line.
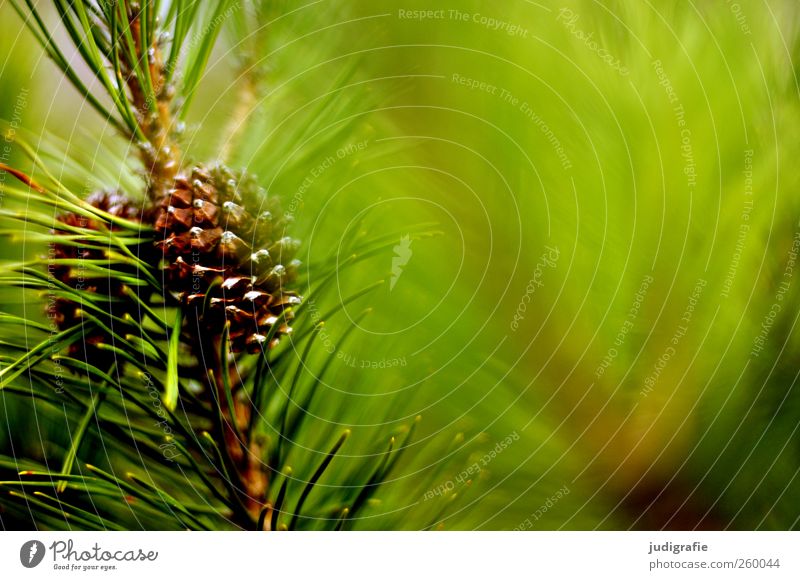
xmin=49 ymin=190 xmax=151 ymax=363
xmin=153 ymin=164 xmax=301 ymax=353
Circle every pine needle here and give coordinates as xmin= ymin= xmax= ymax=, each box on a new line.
xmin=288 ymin=430 xmax=349 ymax=530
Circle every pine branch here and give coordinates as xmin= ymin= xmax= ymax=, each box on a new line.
xmin=0 ymin=1 xmax=471 ymax=533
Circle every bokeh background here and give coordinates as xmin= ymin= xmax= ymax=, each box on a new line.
xmin=2 ymin=0 xmax=800 ymax=529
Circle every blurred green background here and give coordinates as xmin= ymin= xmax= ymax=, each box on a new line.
xmin=2 ymin=0 xmax=800 ymax=529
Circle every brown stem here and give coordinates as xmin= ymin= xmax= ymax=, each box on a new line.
xmin=122 ymin=12 xmax=181 ymax=203
xmin=206 ymin=333 xmax=269 ymax=527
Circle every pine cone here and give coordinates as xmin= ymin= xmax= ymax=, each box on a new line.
xmin=50 ymin=191 xmax=150 ymax=363
xmin=153 ymin=164 xmax=301 ymax=353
